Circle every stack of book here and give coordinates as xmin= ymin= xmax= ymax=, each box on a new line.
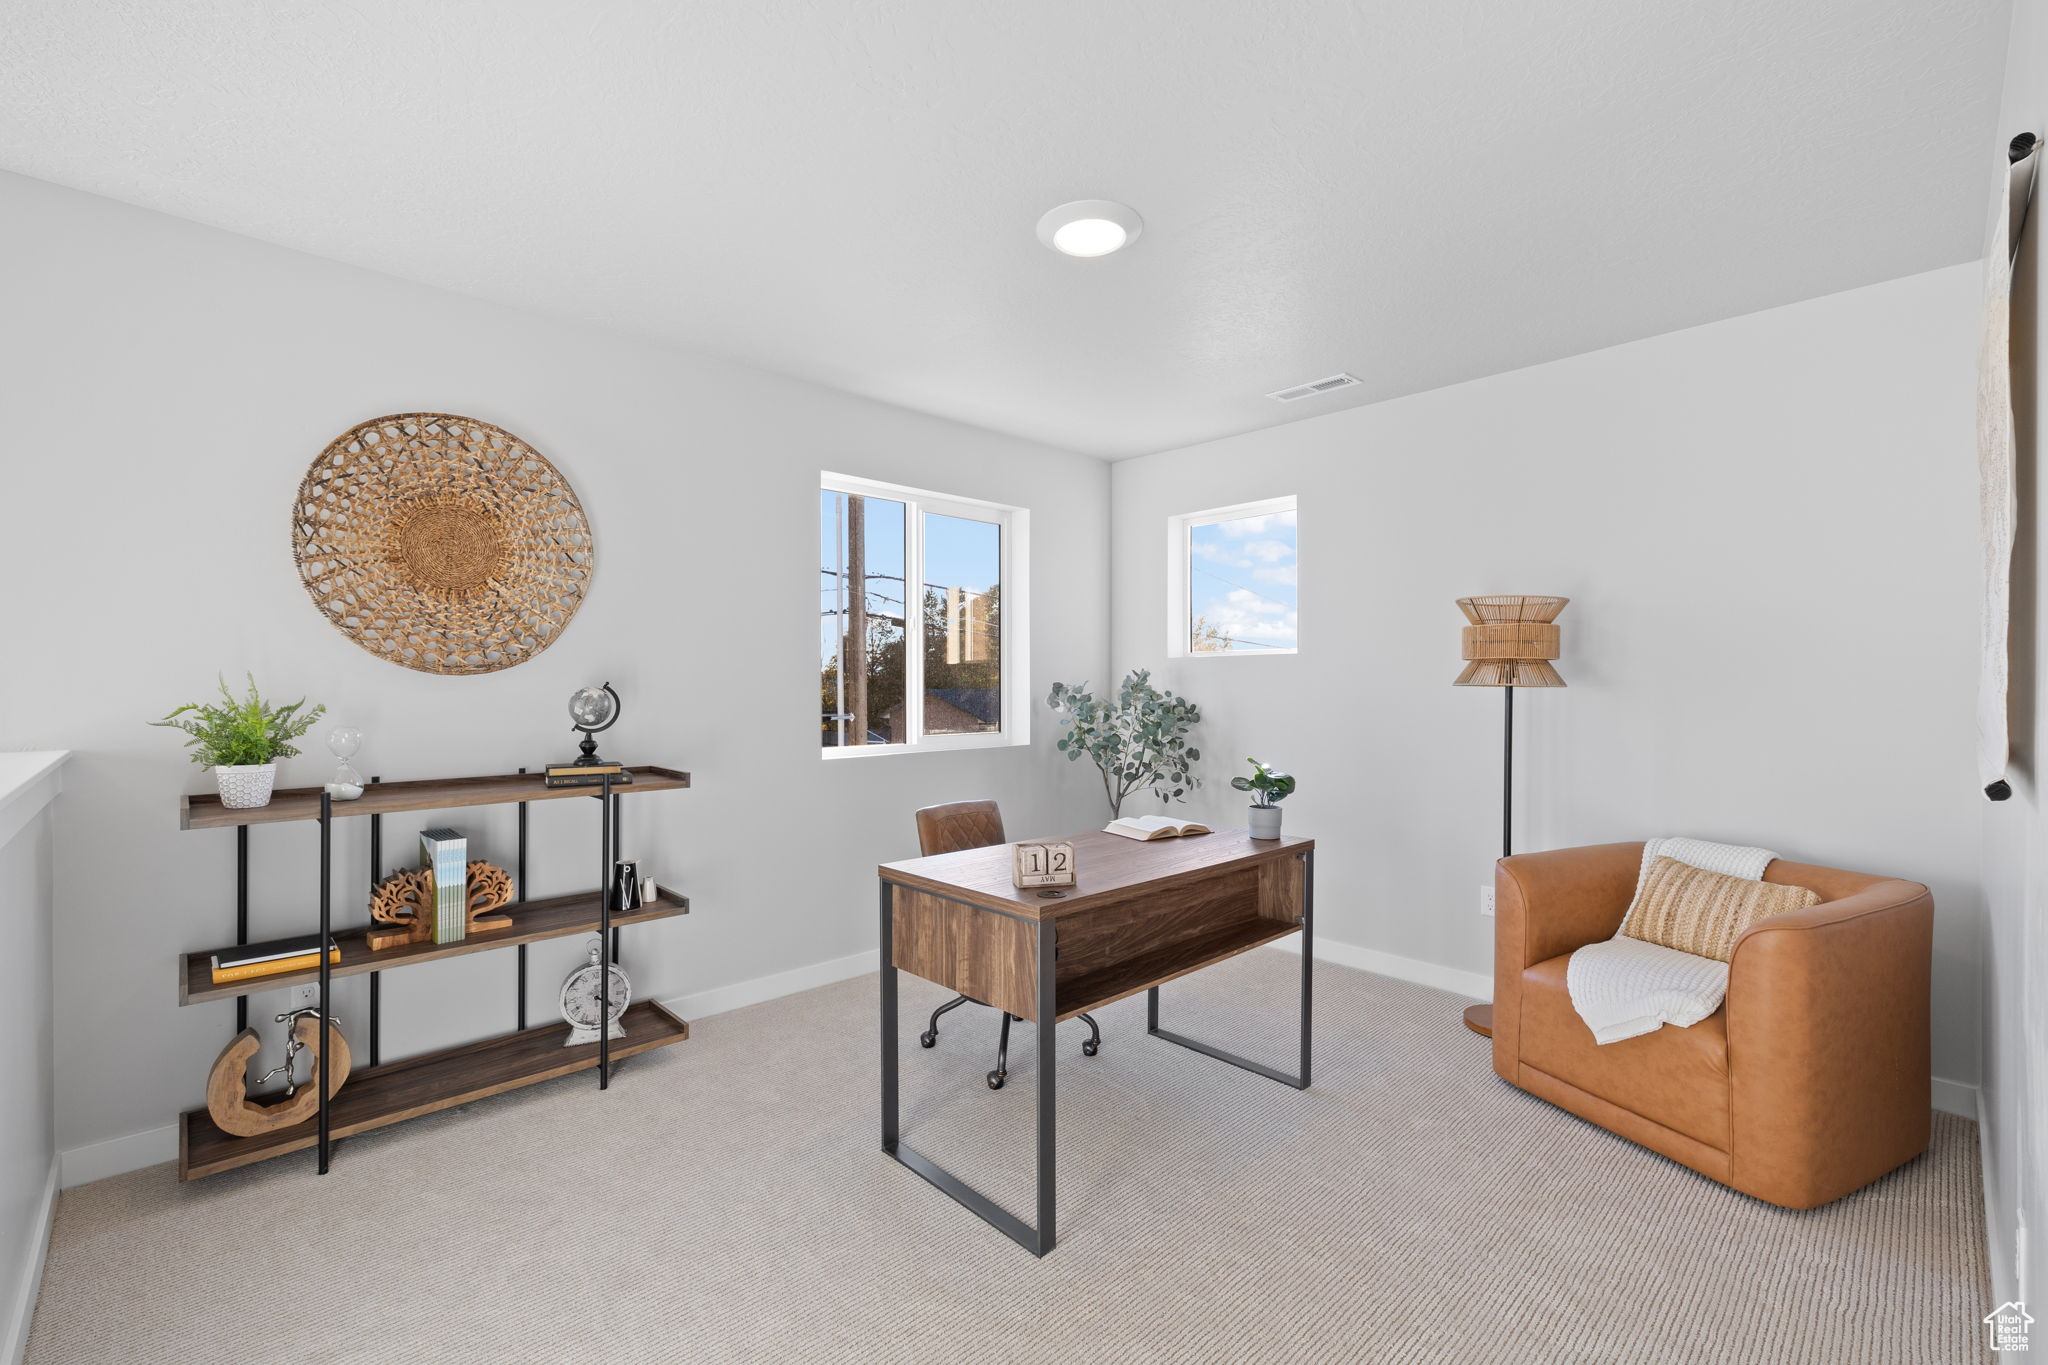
xmin=209 ymin=934 xmax=340 ymax=985
xmin=420 ymin=827 xmax=468 ymax=944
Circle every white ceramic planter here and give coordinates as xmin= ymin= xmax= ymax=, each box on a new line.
xmin=215 ymin=763 xmax=278 ymax=809
xmin=1247 ymin=804 xmax=1283 ymax=840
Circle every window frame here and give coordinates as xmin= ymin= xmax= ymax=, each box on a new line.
xmin=820 ymin=471 xmax=1029 ymax=758
xmin=1166 ymin=494 xmax=1300 ymax=659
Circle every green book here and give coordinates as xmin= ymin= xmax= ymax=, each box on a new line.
xmin=419 ymin=827 xmax=467 ymax=944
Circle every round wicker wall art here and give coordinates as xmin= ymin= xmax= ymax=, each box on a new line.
xmin=291 ymin=413 xmax=593 ymax=675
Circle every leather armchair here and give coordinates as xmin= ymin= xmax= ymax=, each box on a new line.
xmin=1491 ymin=842 xmax=1934 ymax=1209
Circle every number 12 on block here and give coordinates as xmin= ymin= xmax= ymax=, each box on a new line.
xmin=1012 ymin=840 xmax=1077 ymax=889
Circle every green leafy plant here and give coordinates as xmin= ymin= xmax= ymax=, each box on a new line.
xmin=150 ymin=675 xmax=325 ymax=769
xmin=1047 ymin=670 xmax=1202 ymax=818
xmin=1231 ymin=757 xmax=1297 ymax=808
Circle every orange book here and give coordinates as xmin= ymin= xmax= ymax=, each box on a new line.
xmin=209 ymin=949 xmax=338 ymax=985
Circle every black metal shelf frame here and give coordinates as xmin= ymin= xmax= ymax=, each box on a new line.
xmin=223 ymin=768 xmax=633 ymax=1174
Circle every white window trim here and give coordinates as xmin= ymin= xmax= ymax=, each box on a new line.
xmin=1166 ymin=494 xmax=1299 ymax=659
xmin=821 ymin=471 xmax=1029 ymax=758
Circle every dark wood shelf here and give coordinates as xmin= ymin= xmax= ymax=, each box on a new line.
xmin=178 ymin=1000 xmax=690 ymax=1180
xmin=180 ymin=766 xmax=690 ymax=830
xmin=180 ymin=887 xmax=690 ymax=1005
xmin=1056 ymin=915 xmax=1301 ymax=1021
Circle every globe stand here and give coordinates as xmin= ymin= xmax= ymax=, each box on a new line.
xmin=544 ymin=682 xmax=633 ymax=788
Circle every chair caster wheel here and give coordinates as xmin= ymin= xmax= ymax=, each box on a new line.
xmin=1081 ymin=1039 xmax=1100 ymax=1057
xmin=986 ymin=1072 xmax=1005 ymax=1090
xmin=918 ymin=1031 xmax=937 ymax=1048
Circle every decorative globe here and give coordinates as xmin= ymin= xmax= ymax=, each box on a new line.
xmin=569 ymin=687 xmax=617 ymax=729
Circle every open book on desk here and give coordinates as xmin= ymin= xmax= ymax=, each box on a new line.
xmin=1103 ymin=815 xmax=1212 ymax=841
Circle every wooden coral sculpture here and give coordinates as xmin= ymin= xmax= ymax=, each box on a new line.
xmin=465 ymin=859 xmax=515 ymax=931
xmin=367 ymin=861 xmax=517 ymax=950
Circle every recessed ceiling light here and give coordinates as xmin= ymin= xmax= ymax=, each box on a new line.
xmin=1037 ymin=200 xmax=1143 ymax=257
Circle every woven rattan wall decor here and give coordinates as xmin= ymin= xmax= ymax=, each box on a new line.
xmin=291 ymin=413 xmax=593 ymax=674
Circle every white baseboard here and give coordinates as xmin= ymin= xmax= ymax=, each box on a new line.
xmin=1263 ymin=932 xmax=1493 ymax=1002
xmin=50 ymin=940 xmax=1982 ymax=1193
xmin=1269 ymin=933 xmax=1981 ymax=1119
xmin=1930 ymin=1075 xmax=1977 ymax=1121
xmin=1979 ymin=1086 xmax=2015 ymax=1303
xmin=5 ymin=1158 xmax=57 ymax=1365
xmin=58 ymin=1125 xmax=175 ymax=1190
xmin=51 ymin=952 xmax=885 ymax=1194
xmin=662 ymin=948 xmax=880 ymax=1023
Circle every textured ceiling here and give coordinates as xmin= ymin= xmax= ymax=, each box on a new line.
xmin=0 ymin=1 xmax=2013 ymax=458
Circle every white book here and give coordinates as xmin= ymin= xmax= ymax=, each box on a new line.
xmin=1102 ymin=815 xmax=1212 ymax=842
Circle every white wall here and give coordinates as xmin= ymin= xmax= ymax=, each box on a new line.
xmin=0 ymin=756 xmax=62 ymax=1365
xmin=0 ymin=171 xmax=1108 ymax=1166
xmin=1111 ymin=265 xmax=1984 ymax=1090
xmin=1980 ymin=0 xmax=2047 ymax=1310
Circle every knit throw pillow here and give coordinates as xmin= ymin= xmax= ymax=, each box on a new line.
xmin=1621 ymin=856 xmax=1820 ymax=962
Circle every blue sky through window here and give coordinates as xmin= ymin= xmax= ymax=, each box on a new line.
xmin=1189 ymin=508 xmax=1296 ymax=652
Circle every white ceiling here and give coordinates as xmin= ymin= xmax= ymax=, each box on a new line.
xmin=0 ymin=2 xmax=2012 ymax=458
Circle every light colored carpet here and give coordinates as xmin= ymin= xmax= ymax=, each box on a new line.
xmin=27 ymin=952 xmax=1989 ymax=1364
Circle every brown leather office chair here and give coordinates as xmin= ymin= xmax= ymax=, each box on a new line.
xmin=913 ymin=799 xmax=1102 ymax=1089
xmin=1491 ymin=842 xmax=1933 ymax=1209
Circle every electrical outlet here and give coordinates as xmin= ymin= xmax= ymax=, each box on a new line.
xmin=287 ymin=983 xmax=321 ymax=1013
xmin=1479 ymin=885 xmax=1496 ymax=917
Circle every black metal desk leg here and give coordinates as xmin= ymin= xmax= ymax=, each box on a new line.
xmin=1034 ymin=917 xmax=1057 ymax=1251
xmin=1300 ymin=848 xmax=1314 ymax=1087
xmin=881 ymin=884 xmax=1056 ymax=1257
xmin=1147 ymin=849 xmax=1314 ymax=1090
xmin=880 ymin=883 xmax=898 ymax=1151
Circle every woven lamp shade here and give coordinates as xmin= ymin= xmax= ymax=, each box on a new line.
xmin=1454 ymin=595 xmax=1568 ymax=688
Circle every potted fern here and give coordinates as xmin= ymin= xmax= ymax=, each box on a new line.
xmin=1232 ymin=758 xmax=1296 ymax=840
xmin=151 ymin=675 xmax=325 ymax=809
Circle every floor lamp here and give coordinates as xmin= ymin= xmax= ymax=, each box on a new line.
xmin=1454 ymin=595 xmax=1568 ymax=1038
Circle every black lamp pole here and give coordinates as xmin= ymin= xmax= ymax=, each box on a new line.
xmin=1502 ymin=685 xmax=1514 ymax=859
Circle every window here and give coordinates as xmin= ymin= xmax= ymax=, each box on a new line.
xmin=1167 ymin=496 xmax=1298 ymax=656
xmin=820 ymin=473 xmax=1025 ymax=754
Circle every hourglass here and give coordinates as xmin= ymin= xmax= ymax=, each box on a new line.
xmin=325 ymin=727 xmax=365 ymax=800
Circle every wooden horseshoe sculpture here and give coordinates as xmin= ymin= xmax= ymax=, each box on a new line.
xmin=206 ymin=1013 xmax=352 ymax=1138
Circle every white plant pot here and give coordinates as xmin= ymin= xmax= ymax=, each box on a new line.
xmin=215 ymin=763 xmax=278 ymax=809
xmin=1248 ymin=804 xmax=1283 ymax=840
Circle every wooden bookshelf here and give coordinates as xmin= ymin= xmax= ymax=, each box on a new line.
xmin=183 ymin=762 xmax=691 ymax=1179
xmin=179 ymin=887 xmax=690 ymax=1005
xmin=180 ymin=766 xmax=690 ymax=830
xmin=178 ymin=1001 xmax=690 ymax=1180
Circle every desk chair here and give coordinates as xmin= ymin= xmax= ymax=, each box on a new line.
xmin=913 ymin=800 xmax=1102 ymax=1090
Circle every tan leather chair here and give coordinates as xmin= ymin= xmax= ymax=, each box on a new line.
xmin=1491 ymin=842 xmax=1934 ymax=1209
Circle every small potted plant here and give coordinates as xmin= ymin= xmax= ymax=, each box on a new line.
xmin=151 ymin=675 xmax=325 ymax=810
xmin=1232 ymin=758 xmax=1296 ymax=840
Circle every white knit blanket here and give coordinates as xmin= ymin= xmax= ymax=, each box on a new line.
xmin=1565 ymin=837 xmax=1777 ymax=1045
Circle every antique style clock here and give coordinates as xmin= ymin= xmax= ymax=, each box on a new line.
xmin=559 ymin=937 xmax=630 ymax=1046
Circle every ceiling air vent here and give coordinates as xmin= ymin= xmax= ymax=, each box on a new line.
xmin=1266 ymin=372 xmax=1361 ymax=403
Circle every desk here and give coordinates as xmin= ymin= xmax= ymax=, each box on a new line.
xmin=879 ymin=828 xmax=1314 ymax=1256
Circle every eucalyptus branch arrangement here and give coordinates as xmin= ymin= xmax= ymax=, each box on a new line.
xmin=1047 ymin=670 xmax=1202 ymax=819
xmin=1231 ymin=758 xmax=1297 ymax=808
xmin=150 ymin=675 xmax=325 ymax=769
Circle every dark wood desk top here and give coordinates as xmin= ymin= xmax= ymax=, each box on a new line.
xmin=880 ymin=828 xmax=1313 ymax=920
